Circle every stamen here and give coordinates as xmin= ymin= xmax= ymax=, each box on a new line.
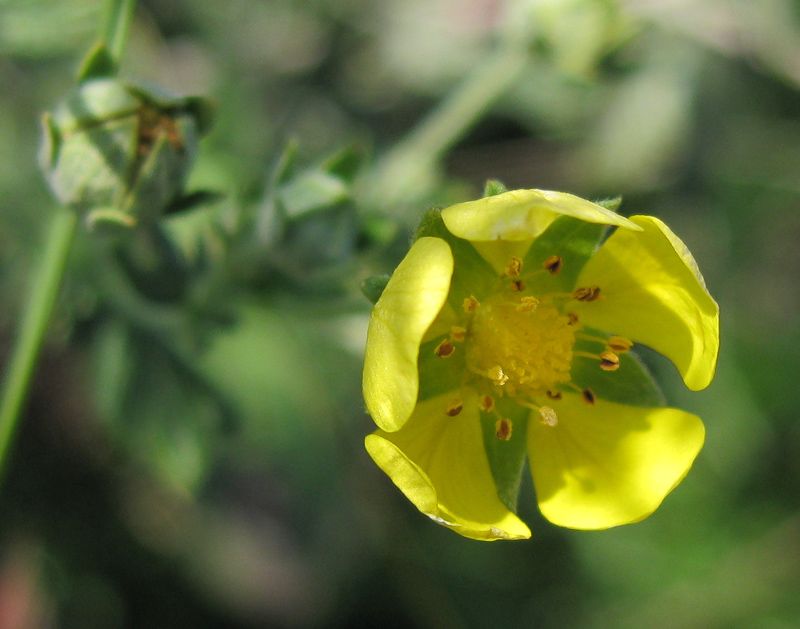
xmin=567 ymin=312 xmax=579 ymax=325
xmin=515 ymin=296 xmax=539 ymax=312
xmin=479 ymin=395 xmax=495 ymax=412
xmin=581 ymin=388 xmax=596 ymax=405
xmin=542 ymin=255 xmax=562 ymax=276
xmin=546 ymin=390 xmax=562 ymax=401
xmin=608 ymin=336 xmax=633 ymax=353
xmin=450 ymin=326 xmax=466 ymax=342
xmin=435 ymin=339 xmax=455 ymax=357
xmin=510 ymin=280 xmax=525 ymax=292
xmin=463 ymin=296 xmax=480 ymax=313
xmin=539 ymin=406 xmax=558 ymax=426
xmin=599 ymin=350 xmax=620 ymax=371
xmin=488 ymin=365 xmax=509 ymax=386
xmin=495 ymin=417 xmax=513 ymax=441
xmin=445 ymin=398 xmax=463 ymax=416
xmin=505 ymin=257 xmax=523 ymax=278
xmin=573 ymin=286 xmax=602 ymax=302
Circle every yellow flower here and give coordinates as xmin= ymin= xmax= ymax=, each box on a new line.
xmin=363 ymin=189 xmax=719 ymax=540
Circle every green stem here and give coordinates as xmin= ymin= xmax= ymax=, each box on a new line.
xmin=362 ymin=45 xmax=530 ymax=212
xmin=0 ymin=208 xmax=78 ymax=481
xmin=102 ymin=0 xmax=137 ymax=66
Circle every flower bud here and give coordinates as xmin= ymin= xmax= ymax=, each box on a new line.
xmin=39 ymin=78 xmax=213 ymax=230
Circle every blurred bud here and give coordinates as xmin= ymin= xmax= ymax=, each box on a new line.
xmin=39 ymin=78 xmax=214 ymax=230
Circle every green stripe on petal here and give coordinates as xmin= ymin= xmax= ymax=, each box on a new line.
xmin=363 ymin=237 xmax=454 ymax=432
xmin=573 ymin=215 xmax=720 ymax=391
xmin=529 ymin=394 xmax=704 ymax=530
xmin=441 ymin=189 xmax=641 ymax=243
xmin=366 ymin=392 xmax=531 ymax=541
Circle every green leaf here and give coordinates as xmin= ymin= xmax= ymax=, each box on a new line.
xmin=569 ymin=327 xmax=666 ymax=407
xmin=77 ymin=41 xmax=116 ymax=83
xmin=278 ymin=170 xmax=350 ymax=219
xmin=480 ymin=397 xmax=529 ymax=512
xmin=322 ymin=145 xmax=364 ymax=183
xmin=360 ymin=274 xmax=390 ymax=304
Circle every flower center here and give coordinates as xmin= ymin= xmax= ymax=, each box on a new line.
xmin=464 ymin=294 xmax=575 ymax=397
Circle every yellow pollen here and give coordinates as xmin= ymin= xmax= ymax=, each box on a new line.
xmin=539 ymin=406 xmax=558 ymax=426
xmin=463 ymin=296 xmax=480 ymax=313
xmin=435 ymin=339 xmax=455 ymax=357
xmin=488 ymin=365 xmax=509 ymax=386
xmin=505 ymin=257 xmax=523 ymax=277
xmin=516 ymin=296 xmax=539 ymax=312
xmin=495 ymin=418 xmax=513 ymax=441
xmin=450 ymin=326 xmax=467 ymax=342
xmin=608 ymin=336 xmax=633 ymax=353
xmin=573 ymin=286 xmax=602 ymax=302
xmin=599 ymin=350 xmax=620 ymax=371
xmin=479 ymin=395 xmax=495 ymax=412
xmin=445 ymin=398 xmax=463 ymax=416
xmin=542 ymin=255 xmax=562 ymax=275
xmin=465 ymin=296 xmax=575 ymax=396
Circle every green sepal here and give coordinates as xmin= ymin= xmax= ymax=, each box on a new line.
xmin=483 ymin=179 xmax=508 ymax=197
xmin=595 ymin=196 xmax=622 ymax=212
xmin=480 ymin=396 xmax=529 ymax=512
xmin=77 ymin=41 xmax=117 ymax=83
xmin=416 ymin=335 xmax=465 ymax=402
xmin=360 ymin=274 xmax=390 ymax=304
xmin=414 ymin=208 xmax=497 ymax=310
xmin=523 ymin=216 xmax=608 ymax=292
xmin=569 ymin=327 xmax=666 ymax=407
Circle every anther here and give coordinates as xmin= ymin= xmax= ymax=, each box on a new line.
xmin=546 ymin=390 xmax=562 ymax=401
xmin=450 ymin=326 xmax=467 ymax=342
xmin=567 ymin=312 xmax=579 ymax=325
xmin=488 ymin=365 xmax=509 ymax=386
xmin=495 ymin=418 xmax=513 ymax=441
xmin=581 ymin=388 xmax=596 ymax=405
xmin=510 ymin=280 xmax=525 ymax=292
xmin=542 ymin=255 xmax=563 ymax=275
xmin=505 ymin=257 xmax=523 ymax=278
xmin=516 ymin=296 xmax=539 ymax=312
xmin=463 ymin=296 xmax=480 ymax=313
xmin=539 ymin=406 xmax=558 ymax=427
xmin=479 ymin=395 xmax=495 ymax=412
xmin=599 ymin=350 xmax=620 ymax=371
xmin=573 ymin=286 xmax=602 ymax=302
xmin=445 ymin=398 xmax=463 ymax=416
xmin=435 ymin=339 xmax=455 ymax=357
xmin=608 ymin=336 xmax=633 ymax=353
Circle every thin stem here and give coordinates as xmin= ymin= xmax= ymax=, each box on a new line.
xmin=102 ymin=0 xmax=137 ymax=66
xmin=361 ymin=45 xmax=530 ymax=213
xmin=0 ymin=208 xmax=78 ymax=482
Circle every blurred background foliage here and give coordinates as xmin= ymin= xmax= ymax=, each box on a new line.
xmin=1 ymin=0 xmax=799 ymax=627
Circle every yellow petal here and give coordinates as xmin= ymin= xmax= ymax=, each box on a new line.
xmin=528 ymin=394 xmax=705 ymax=530
xmin=366 ymin=392 xmax=531 ymax=541
xmin=574 ymin=215 xmax=719 ymax=390
xmin=441 ymin=189 xmax=641 ymax=242
xmin=363 ymin=237 xmax=454 ymax=432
